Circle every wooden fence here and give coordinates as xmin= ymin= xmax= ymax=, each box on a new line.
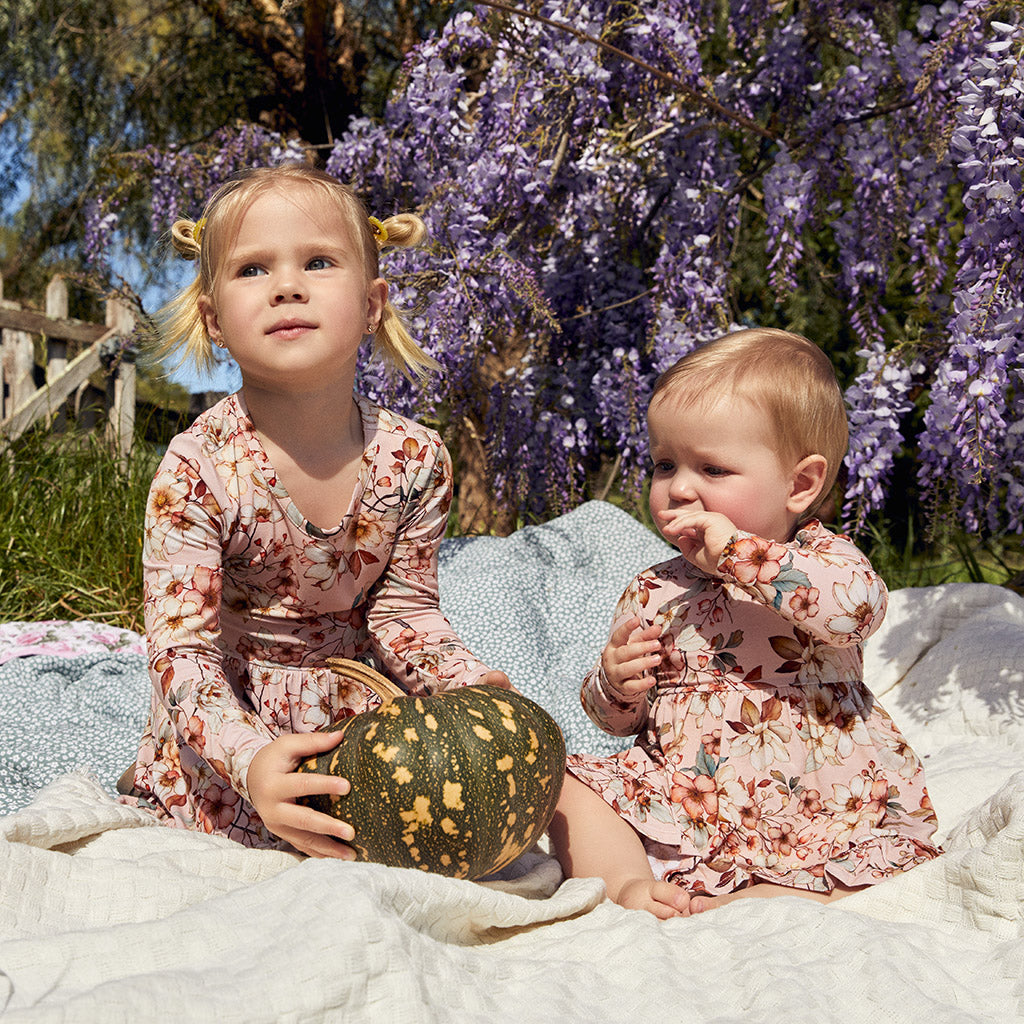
xmin=0 ymin=273 xmax=136 ymax=457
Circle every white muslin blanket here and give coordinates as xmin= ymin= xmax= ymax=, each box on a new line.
xmin=1 ymin=502 xmax=1022 ymax=1022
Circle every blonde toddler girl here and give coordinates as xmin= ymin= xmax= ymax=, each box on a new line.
xmin=122 ymin=164 xmax=509 ymax=858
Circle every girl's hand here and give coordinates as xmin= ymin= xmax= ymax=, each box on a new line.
xmin=656 ymin=509 xmax=737 ymax=575
xmin=601 ymin=617 xmax=662 ymax=702
xmin=479 ymin=669 xmax=514 ymax=690
xmin=247 ymin=731 xmax=356 ymax=859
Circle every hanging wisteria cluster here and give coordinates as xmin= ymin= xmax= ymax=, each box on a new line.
xmin=85 ymin=0 xmax=1024 ymax=535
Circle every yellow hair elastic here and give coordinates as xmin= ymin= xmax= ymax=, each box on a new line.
xmin=368 ymin=216 xmax=389 ymax=244
xmin=193 ymin=217 xmax=207 ymax=247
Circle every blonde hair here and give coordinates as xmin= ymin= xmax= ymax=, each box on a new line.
xmin=652 ymin=328 xmax=849 ymax=521
xmin=158 ymin=164 xmax=438 ymax=378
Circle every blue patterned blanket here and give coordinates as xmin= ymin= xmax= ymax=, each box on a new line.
xmin=0 ymin=501 xmax=671 ymax=815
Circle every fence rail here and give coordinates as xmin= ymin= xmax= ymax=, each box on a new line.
xmin=0 ymin=273 xmax=136 ymax=457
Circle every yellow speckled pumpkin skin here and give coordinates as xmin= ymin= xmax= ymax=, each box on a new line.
xmin=296 ymin=676 xmax=565 ymax=880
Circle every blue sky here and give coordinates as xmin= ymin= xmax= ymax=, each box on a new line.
xmin=166 ymin=348 xmax=242 ymax=395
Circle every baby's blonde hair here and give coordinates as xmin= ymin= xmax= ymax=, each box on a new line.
xmin=652 ymin=328 xmax=849 ymax=522
xmin=158 ymin=164 xmax=438 ymax=378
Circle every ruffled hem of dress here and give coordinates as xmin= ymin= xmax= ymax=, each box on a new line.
xmin=657 ymin=831 xmax=942 ymax=896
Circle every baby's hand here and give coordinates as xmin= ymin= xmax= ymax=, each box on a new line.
xmin=656 ymin=509 xmax=737 ymax=575
xmin=601 ymin=616 xmax=663 ymax=702
xmin=247 ymin=731 xmax=356 ymax=859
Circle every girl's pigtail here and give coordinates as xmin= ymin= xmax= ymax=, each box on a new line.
xmin=157 ymin=218 xmax=217 ymax=372
xmin=171 ymin=218 xmax=204 ymax=261
xmin=370 ymin=213 xmax=440 ymax=379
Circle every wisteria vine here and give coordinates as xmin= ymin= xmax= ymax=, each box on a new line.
xmin=85 ymin=0 xmax=1024 ymax=536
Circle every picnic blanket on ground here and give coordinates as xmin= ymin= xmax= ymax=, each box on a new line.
xmin=1 ymin=501 xmax=1023 ymax=1022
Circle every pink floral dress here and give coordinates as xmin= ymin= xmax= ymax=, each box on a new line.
xmin=567 ymin=522 xmax=941 ymax=895
xmin=127 ymin=391 xmax=492 ymax=847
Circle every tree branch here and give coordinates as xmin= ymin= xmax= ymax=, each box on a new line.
xmin=187 ymin=0 xmax=305 ymax=93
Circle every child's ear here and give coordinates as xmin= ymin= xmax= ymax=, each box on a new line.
xmin=787 ymin=454 xmax=829 ymax=516
xmin=198 ymin=294 xmax=223 ymax=346
xmin=366 ymin=277 xmax=388 ymax=331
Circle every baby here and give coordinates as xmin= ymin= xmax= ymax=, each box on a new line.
xmin=550 ymin=328 xmax=940 ymax=917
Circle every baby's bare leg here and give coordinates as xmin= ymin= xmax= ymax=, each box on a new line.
xmin=548 ymin=773 xmax=694 ymax=919
xmin=693 ymin=881 xmax=856 ymax=912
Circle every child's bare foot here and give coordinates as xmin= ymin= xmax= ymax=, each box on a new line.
xmin=688 ymin=892 xmax=719 ymax=914
xmin=612 ymin=877 xmax=699 ymax=919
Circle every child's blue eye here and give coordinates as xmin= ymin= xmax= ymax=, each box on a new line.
xmin=240 ymin=265 xmax=265 ymax=278
xmin=307 ymin=257 xmax=332 ymax=271
xmin=703 ymin=465 xmax=729 ymax=477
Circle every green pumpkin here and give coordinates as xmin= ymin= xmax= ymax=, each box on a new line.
xmin=296 ymin=659 xmax=565 ymax=880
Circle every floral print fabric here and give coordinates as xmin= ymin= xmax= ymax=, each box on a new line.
xmin=0 ymin=621 xmax=145 ymax=665
xmin=567 ymin=522 xmax=940 ymax=895
xmin=130 ymin=392 xmax=490 ymax=846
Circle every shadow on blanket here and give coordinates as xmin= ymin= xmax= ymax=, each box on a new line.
xmin=867 ymin=582 xmax=1024 ymax=728
xmin=1 ymin=501 xmax=1022 ymax=1023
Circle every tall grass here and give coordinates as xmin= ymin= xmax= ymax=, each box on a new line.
xmin=0 ymin=427 xmax=159 ymax=631
xmin=1 ymin=425 xmax=1021 ymax=635
xmin=860 ymin=515 xmax=1024 ymax=592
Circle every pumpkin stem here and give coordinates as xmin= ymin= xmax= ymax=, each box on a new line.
xmin=325 ymin=658 xmax=406 ymax=705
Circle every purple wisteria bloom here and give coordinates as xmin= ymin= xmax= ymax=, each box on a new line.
xmin=85 ymin=0 xmax=1024 ymax=534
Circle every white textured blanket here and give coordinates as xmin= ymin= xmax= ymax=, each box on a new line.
xmin=2 ymin=503 xmax=1023 ymax=1022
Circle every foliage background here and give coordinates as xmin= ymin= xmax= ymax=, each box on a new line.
xmin=2 ymin=0 xmax=1024 ymax=626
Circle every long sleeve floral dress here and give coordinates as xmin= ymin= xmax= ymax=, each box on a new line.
xmin=127 ymin=391 xmax=493 ymax=847
xmin=566 ymin=522 xmax=941 ymax=896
